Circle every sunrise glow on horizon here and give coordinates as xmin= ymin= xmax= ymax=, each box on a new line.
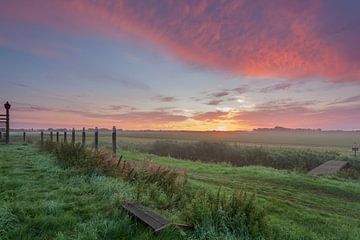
xmin=1 ymin=0 xmax=360 ymax=131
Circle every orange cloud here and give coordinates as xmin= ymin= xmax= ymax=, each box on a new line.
xmin=1 ymin=0 xmax=360 ymax=81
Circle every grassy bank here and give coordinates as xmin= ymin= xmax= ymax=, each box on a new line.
xmin=1 ymin=144 xmax=269 ymax=240
xmin=121 ymin=150 xmax=360 ymax=240
xmin=0 ymin=144 xmax=182 ymax=239
xmin=1 ymin=144 xmax=360 ymax=239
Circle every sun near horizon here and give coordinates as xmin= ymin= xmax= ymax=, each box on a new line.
xmin=1 ymin=0 xmax=360 ymax=131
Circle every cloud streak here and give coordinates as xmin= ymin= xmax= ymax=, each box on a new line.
xmin=1 ymin=1 xmax=360 ymax=81
xmin=154 ymin=95 xmax=177 ymax=102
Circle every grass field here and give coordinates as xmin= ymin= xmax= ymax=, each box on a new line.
xmin=10 ymin=130 xmax=360 ymax=154
xmin=121 ymin=150 xmax=360 ymax=240
xmin=1 ymin=144 xmax=360 ymax=239
xmin=0 ymin=144 xmax=186 ymax=240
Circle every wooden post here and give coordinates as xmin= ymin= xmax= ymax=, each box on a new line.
xmin=4 ymin=102 xmax=10 ymax=144
xmin=56 ymin=131 xmax=59 ymax=143
xmin=50 ymin=131 xmax=53 ymax=142
xmin=72 ymin=128 xmax=75 ymax=144
xmin=112 ymin=126 xmax=116 ymax=156
xmin=352 ymin=143 xmax=359 ymax=157
xmin=40 ymin=131 xmax=44 ymax=144
xmin=82 ymin=127 xmax=86 ymax=146
xmin=94 ymin=127 xmax=98 ymax=150
xmin=64 ymin=131 xmax=67 ymax=143
xmin=23 ymin=131 xmax=26 ymax=142
xmin=0 ymin=131 xmax=2 ymax=140
xmin=353 ymin=147 xmax=359 ymax=157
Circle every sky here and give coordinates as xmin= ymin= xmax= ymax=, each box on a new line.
xmin=0 ymin=0 xmax=360 ymax=131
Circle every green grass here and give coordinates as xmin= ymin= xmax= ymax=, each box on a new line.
xmin=2 ymin=144 xmax=360 ymax=239
xmin=0 ymin=144 xmax=182 ymax=240
xmin=121 ymin=150 xmax=360 ymax=240
xmin=10 ymin=130 xmax=360 ymax=155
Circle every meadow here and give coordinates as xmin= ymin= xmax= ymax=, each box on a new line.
xmin=1 ymin=130 xmax=360 ymax=239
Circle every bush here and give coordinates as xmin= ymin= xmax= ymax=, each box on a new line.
xmin=37 ymin=141 xmax=269 ymax=239
xmin=184 ymin=189 xmax=269 ymax=239
xmin=38 ymin=140 xmax=57 ymax=153
xmin=145 ymin=141 xmax=340 ymax=171
xmin=39 ymin=142 xmax=100 ymax=172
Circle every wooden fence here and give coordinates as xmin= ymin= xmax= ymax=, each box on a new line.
xmin=31 ymin=126 xmax=119 ymax=156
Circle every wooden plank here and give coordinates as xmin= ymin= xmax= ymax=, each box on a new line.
xmin=122 ymin=202 xmax=172 ymax=232
xmin=308 ymin=160 xmax=349 ymax=176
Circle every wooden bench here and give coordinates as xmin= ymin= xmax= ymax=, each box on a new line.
xmin=122 ymin=202 xmax=172 ymax=232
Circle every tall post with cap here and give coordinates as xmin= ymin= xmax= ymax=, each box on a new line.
xmin=4 ymin=101 xmax=10 ymax=144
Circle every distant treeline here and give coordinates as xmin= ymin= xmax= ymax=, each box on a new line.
xmin=253 ymin=126 xmax=323 ymax=132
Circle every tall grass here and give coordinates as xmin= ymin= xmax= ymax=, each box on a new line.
xmin=143 ymin=141 xmax=341 ymax=171
xmin=37 ymin=141 xmax=270 ymax=239
xmin=184 ymin=189 xmax=269 ymax=240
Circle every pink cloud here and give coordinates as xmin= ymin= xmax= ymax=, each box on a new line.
xmin=234 ymin=104 xmax=360 ymax=130
xmin=154 ymin=95 xmax=177 ymax=102
xmin=193 ymin=111 xmax=228 ymax=122
xmin=11 ymin=102 xmax=188 ymax=129
xmin=1 ymin=1 xmax=360 ymax=81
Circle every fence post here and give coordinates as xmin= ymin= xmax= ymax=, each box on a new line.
xmin=56 ymin=131 xmax=59 ymax=143
xmin=64 ymin=131 xmax=67 ymax=143
xmin=112 ymin=126 xmax=116 ymax=156
xmin=40 ymin=131 xmax=44 ymax=144
xmin=94 ymin=127 xmax=98 ymax=150
xmin=82 ymin=127 xmax=86 ymax=146
xmin=4 ymin=102 xmax=10 ymax=144
xmin=72 ymin=128 xmax=75 ymax=144
xmin=0 ymin=131 xmax=2 ymax=140
xmin=50 ymin=131 xmax=53 ymax=142
xmin=23 ymin=131 xmax=26 ymax=142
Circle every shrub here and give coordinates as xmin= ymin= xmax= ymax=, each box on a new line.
xmin=37 ymin=141 xmax=269 ymax=239
xmin=38 ymin=140 xmax=57 ymax=153
xmin=184 ymin=189 xmax=269 ymax=239
xmin=145 ymin=141 xmax=340 ymax=171
xmin=54 ymin=143 xmax=94 ymax=169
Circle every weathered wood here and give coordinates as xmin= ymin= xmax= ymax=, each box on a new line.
xmin=40 ymin=131 xmax=44 ymax=143
xmin=112 ymin=126 xmax=116 ymax=156
xmin=94 ymin=127 xmax=98 ymax=150
xmin=82 ymin=127 xmax=86 ymax=146
xmin=308 ymin=160 xmax=349 ymax=176
xmin=64 ymin=131 xmax=67 ymax=143
xmin=50 ymin=131 xmax=53 ymax=142
xmin=23 ymin=132 xmax=26 ymax=142
xmin=4 ymin=102 xmax=10 ymax=144
xmin=122 ymin=202 xmax=172 ymax=232
xmin=56 ymin=132 xmax=59 ymax=143
xmin=0 ymin=131 xmax=2 ymax=140
xmin=72 ymin=128 xmax=75 ymax=144
xmin=352 ymin=147 xmax=359 ymax=156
